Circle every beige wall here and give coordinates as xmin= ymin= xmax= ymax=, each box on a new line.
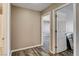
xmin=41 ymin=3 xmax=64 ymax=53
xmin=11 ymin=6 xmax=41 ymax=50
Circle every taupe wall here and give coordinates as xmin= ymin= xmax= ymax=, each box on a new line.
xmin=76 ymin=4 xmax=79 ymax=56
xmin=11 ymin=6 xmax=41 ymax=50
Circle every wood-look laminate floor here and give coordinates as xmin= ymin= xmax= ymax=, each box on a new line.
xmin=49 ymin=49 xmax=73 ymax=56
xmin=12 ymin=47 xmax=73 ymax=56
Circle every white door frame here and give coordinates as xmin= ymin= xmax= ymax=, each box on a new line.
xmin=3 ymin=3 xmax=11 ymax=56
xmin=41 ymin=11 xmax=52 ymax=51
xmin=53 ymin=3 xmax=76 ymax=55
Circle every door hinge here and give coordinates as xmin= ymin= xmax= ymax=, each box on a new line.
xmin=55 ymin=14 xmax=57 ymax=18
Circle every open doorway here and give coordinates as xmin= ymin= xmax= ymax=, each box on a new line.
xmin=54 ymin=4 xmax=75 ymax=55
xmin=41 ymin=13 xmax=51 ymax=52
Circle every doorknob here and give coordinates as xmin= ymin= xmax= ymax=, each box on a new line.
xmin=2 ymin=37 xmax=4 ymax=40
xmin=55 ymin=30 xmax=57 ymax=32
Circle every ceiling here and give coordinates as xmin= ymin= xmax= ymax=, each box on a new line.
xmin=12 ymin=3 xmax=51 ymax=11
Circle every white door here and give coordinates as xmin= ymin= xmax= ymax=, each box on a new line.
xmin=56 ymin=12 xmax=67 ymax=53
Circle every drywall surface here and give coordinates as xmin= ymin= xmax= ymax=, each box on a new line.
xmin=11 ymin=6 xmax=41 ymax=50
xmin=76 ymin=4 xmax=79 ymax=56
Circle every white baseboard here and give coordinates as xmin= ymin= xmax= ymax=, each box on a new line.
xmin=11 ymin=44 xmax=41 ymax=53
xmin=49 ymin=50 xmax=55 ymax=54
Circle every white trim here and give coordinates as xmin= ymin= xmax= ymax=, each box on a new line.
xmin=73 ymin=3 xmax=76 ymax=56
xmin=6 ymin=3 xmax=11 ymax=56
xmin=3 ymin=3 xmax=11 ymax=56
xmin=40 ymin=15 xmax=43 ymax=46
xmin=11 ymin=44 xmax=41 ymax=53
xmin=49 ymin=50 xmax=55 ymax=54
xmin=40 ymin=16 xmax=43 ymax=46
xmin=52 ymin=9 xmax=56 ymax=54
xmin=49 ymin=11 xmax=52 ymax=50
